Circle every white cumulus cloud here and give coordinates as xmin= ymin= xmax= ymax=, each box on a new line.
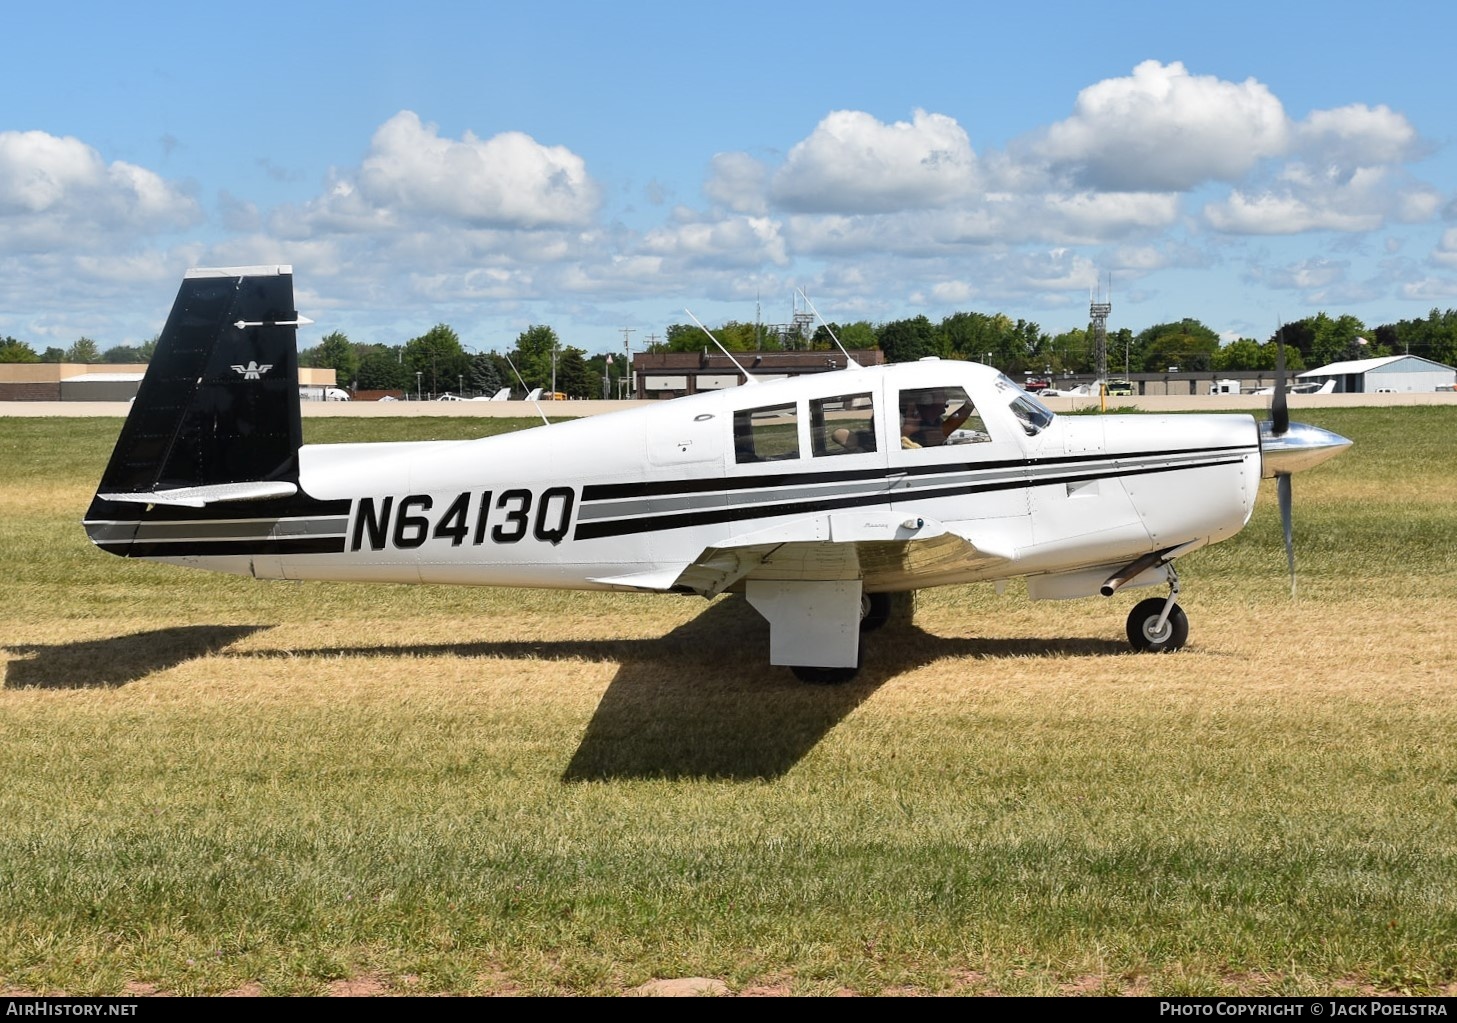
xmin=771 ymin=109 xmax=978 ymax=213
xmin=1035 ymin=60 xmax=1289 ymax=191
xmin=349 ymin=111 xmax=600 ymax=229
xmin=0 ymin=129 xmax=200 ymax=251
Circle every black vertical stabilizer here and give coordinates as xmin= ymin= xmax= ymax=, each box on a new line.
xmin=94 ymin=266 xmax=304 ymax=497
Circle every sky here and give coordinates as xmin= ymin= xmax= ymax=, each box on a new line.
xmin=3 ymin=0 xmax=1455 ymax=359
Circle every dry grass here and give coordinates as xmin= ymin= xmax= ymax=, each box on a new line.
xmin=2 ymin=410 xmax=1456 ymax=997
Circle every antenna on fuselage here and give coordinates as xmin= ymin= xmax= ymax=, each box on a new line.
xmin=685 ymin=309 xmax=759 ymax=385
xmin=795 ymin=288 xmax=861 ymax=369
xmin=504 ymin=352 xmax=551 ymax=427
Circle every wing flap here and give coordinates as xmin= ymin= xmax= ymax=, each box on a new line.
xmin=671 ymin=511 xmax=1013 ymax=597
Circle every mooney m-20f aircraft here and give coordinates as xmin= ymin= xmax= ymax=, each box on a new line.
xmin=84 ymin=266 xmax=1352 ymax=682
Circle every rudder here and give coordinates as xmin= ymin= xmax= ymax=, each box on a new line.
xmin=93 ymin=265 xmax=305 ymax=500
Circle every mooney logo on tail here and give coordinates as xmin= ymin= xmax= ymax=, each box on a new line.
xmin=231 ymin=361 xmax=273 ymax=380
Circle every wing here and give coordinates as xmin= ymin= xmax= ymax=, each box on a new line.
xmin=666 ymin=511 xmax=1014 ymax=597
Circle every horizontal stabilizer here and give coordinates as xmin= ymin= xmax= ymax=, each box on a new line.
xmin=97 ymin=481 xmax=300 ymax=508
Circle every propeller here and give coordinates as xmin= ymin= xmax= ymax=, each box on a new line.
xmin=1257 ymin=330 xmax=1352 ymax=599
xmin=1270 ymin=331 xmax=1296 ymax=597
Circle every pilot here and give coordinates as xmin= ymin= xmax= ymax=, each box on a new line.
xmin=902 ymin=392 xmax=975 ymax=448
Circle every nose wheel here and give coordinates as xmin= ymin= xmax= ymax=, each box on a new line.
xmin=1126 ymin=598 xmax=1188 ymax=652
xmin=1125 ymin=564 xmax=1188 ymax=652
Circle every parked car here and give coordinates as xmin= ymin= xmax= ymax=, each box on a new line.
xmin=1104 ymin=379 xmax=1134 ymax=396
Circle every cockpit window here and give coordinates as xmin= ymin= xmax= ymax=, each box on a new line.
xmin=898 ymin=386 xmax=988 ymax=448
xmin=995 ymin=373 xmax=1055 ymax=436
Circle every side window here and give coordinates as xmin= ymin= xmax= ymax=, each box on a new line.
xmin=810 ymin=392 xmax=877 ymax=457
xmin=897 ymin=386 xmax=989 ymax=448
xmin=733 ymin=403 xmax=800 ymax=463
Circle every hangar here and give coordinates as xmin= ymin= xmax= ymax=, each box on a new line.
xmin=1299 ymin=354 xmax=1456 ymax=394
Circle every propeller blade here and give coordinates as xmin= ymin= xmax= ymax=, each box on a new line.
xmin=1272 ymin=330 xmax=1290 ymax=436
xmin=1278 ymin=472 xmax=1295 ymax=599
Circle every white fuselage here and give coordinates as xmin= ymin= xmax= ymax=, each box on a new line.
xmin=148 ymin=361 xmax=1262 ymax=601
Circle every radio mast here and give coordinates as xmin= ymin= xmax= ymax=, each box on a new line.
xmin=1089 ymin=273 xmax=1112 ymax=382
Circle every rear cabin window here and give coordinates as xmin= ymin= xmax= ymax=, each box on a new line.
xmin=810 ymin=392 xmax=877 ymax=457
xmin=733 ymin=403 xmax=800 ymax=463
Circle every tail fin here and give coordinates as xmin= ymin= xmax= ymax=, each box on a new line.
xmin=92 ymin=265 xmax=306 ymax=508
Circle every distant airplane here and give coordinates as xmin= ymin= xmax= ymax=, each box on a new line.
xmin=83 ymin=267 xmax=1352 ymax=683
xmin=1251 ymin=380 xmax=1336 ymax=396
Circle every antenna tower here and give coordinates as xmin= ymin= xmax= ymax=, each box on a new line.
xmin=791 ymin=292 xmax=815 ymax=350
xmin=619 ymin=327 xmax=635 ymax=399
xmin=1089 ymin=273 xmax=1112 ymax=381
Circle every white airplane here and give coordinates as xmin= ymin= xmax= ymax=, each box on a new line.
xmin=1251 ymin=379 xmax=1336 ymax=396
xmin=84 ymin=266 xmax=1352 ymax=682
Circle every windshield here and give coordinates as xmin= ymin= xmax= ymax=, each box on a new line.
xmin=994 ymin=373 xmax=1055 ymax=435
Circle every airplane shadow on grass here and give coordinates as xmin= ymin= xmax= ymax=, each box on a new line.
xmin=4 ymin=625 xmax=270 ymax=690
xmin=6 ymin=599 xmax=1125 ymax=780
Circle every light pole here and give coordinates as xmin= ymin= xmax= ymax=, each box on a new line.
xmin=416 ymin=371 xmax=422 ymax=402
xmin=458 ymin=373 xmax=464 ymax=398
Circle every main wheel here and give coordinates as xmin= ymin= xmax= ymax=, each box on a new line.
xmin=1126 ymin=598 xmax=1189 ymax=652
xmin=860 ymin=592 xmax=893 ymax=633
xmin=791 ymin=663 xmax=860 ymax=685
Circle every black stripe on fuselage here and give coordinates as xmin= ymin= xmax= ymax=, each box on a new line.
xmin=572 ymin=449 xmax=1253 ymax=541
xmin=91 ymin=535 xmax=347 ymax=558
xmin=83 ymin=494 xmax=351 ymax=559
xmin=578 ymin=443 xmax=1256 ymax=502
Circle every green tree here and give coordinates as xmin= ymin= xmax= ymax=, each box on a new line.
xmin=66 ymin=337 xmax=101 ymax=363
xmin=356 ymin=346 xmax=412 ymax=391
xmin=467 ymin=351 xmax=504 ymax=396
xmin=101 ymin=345 xmax=145 ymax=363
xmin=1212 ymin=338 xmax=1264 ymax=372
xmin=0 ymin=337 xmax=39 ymax=363
xmin=310 ymin=331 xmax=359 ymax=389
xmin=139 ymin=335 xmax=158 ymax=361
xmin=404 ymin=324 xmax=468 ymax=396
xmin=1387 ymin=308 xmax=1457 ymax=366
xmin=1046 ymin=328 xmax=1090 ymax=374
xmin=508 ymin=325 xmax=561 ymax=390
xmin=1137 ymin=319 xmax=1220 ymax=372
xmin=836 ymin=321 xmax=878 ymax=351
xmin=40 ymin=346 xmax=65 ymax=363
xmin=1213 ymin=338 xmax=1305 ymax=372
xmin=877 ymin=315 xmax=940 ymax=363
xmin=555 ymin=347 xmax=592 ymax=398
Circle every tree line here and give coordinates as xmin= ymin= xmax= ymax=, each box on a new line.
xmin=6 ymin=306 xmax=1457 ymax=396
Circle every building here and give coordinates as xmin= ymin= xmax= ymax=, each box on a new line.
xmin=0 ymin=363 xmax=338 ymax=401
xmin=1298 ymin=355 xmax=1456 ymax=394
xmin=632 ymin=349 xmax=885 ymax=399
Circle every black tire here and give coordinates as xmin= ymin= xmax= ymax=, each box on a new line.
xmin=1126 ymin=598 xmax=1189 ymax=652
xmin=790 ymin=663 xmax=860 ymax=685
xmin=860 ymin=592 xmax=893 ymax=633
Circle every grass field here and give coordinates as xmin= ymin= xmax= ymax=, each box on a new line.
xmin=2 ymin=408 xmax=1456 ymax=997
